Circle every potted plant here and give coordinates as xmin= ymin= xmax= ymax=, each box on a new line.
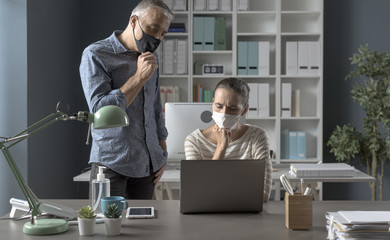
xmin=77 ymin=205 xmax=97 ymax=236
xmin=103 ymin=203 xmax=122 ymax=235
xmin=327 ymin=45 xmax=390 ymax=200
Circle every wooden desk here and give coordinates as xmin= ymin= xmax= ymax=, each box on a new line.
xmin=2 ymin=200 xmax=389 ymax=239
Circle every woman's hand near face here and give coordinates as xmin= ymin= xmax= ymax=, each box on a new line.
xmin=212 ymin=126 xmax=231 ymax=160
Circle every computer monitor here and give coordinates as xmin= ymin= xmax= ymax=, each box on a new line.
xmin=165 ymin=102 xmax=213 ymax=161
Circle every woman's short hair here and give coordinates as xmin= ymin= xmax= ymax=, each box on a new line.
xmin=214 ymin=77 xmax=250 ymax=106
xmin=132 ymin=0 xmax=174 ymax=21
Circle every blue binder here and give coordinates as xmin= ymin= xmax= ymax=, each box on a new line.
xmin=238 ymin=41 xmax=248 ymax=75
xmin=193 ymin=17 xmax=203 ymax=50
xmin=248 ymin=42 xmax=259 ymax=75
xmin=288 ymin=131 xmax=298 ymax=159
xmin=297 ymin=131 xmax=306 ymax=159
xmin=203 ymin=17 xmax=215 ymax=50
xmin=281 ymin=129 xmax=289 ymax=159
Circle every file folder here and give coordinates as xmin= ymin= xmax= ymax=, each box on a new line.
xmin=237 ymin=41 xmax=248 ymax=75
xmin=194 ymin=0 xmax=206 ymax=11
xmin=298 ymin=41 xmax=310 ymax=75
xmin=203 ymin=17 xmax=215 ymax=50
xmin=293 ymin=89 xmax=300 ymax=117
xmin=258 ymin=41 xmax=270 ymax=76
xmin=248 ymin=42 xmax=259 ymax=75
xmin=208 ymin=0 xmax=219 ymax=11
xmin=289 ymin=131 xmax=298 ymax=159
xmin=286 ymin=42 xmax=298 ymax=76
xmin=281 ymin=129 xmax=289 ymax=159
xmin=176 ymin=39 xmax=187 ymax=75
xmin=193 ymin=17 xmax=203 ymax=50
xmin=247 ymin=83 xmax=258 ymax=118
xmin=282 ymin=83 xmax=292 ymax=117
xmin=214 ymin=17 xmax=226 ymax=50
xmin=310 ymin=41 xmax=320 ymax=75
xmin=163 ymin=39 xmax=175 ymax=75
xmin=297 ymin=131 xmax=306 ymax=159
xmin=220 ymin=0 xmax=231 ymax=11
xmin=258 ymin=83 xmax=269 ymax=117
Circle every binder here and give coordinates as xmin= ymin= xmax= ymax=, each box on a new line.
xmin=163 ymin=39 xmax=175 ymax=75
xmin=298 ymin=41 xmax=310 ymax=75
xmin=286 ymin=41 xmax=298 ymax=75
xmin=214 ymin=17 xmax=226 ymax=50
xmin=247 ymin=83 xmax=258 ymax=118
xmin=193 ymin=0 xmax=206 ymax=11
xmin=237 ymin=0 xmax=249 ymax=11
xmin=247 ymin=42 xmax=259 ymax=75
xmin=203 ymin=17 xmax=215 ymax=50
xmin=237 ymin=41 xmax=248 ymax=75
xmin=208 ymin=0 xmax=219 ymax=11
xmin=173 ymin=0 xmax=186 ymax=11
xmin=310 ymin=41 xmax=320 ymax=75
xmin=258 ymin=83 xmax=269 ymax=117
xmin=193 ymin=17 xmax=203 ymax=50
xmin=281 ymin=129 xmax=289 ymax=159
xmin=258 ymin=41 xmax=270 ymax=76
xmin=156 ymin=44 xmax=163 ymax=75
xmin=288 ymin=131 xmax=298 ymax=159
xmin=297 ymin=131 xmax=306 ymax=159
xmin=176 ymin=39 xmax=187 ymax=75
xmin=220 ymin=0 xmax=231 ymax=11
xmin=282 ymin=83 xmax=292 ymax=117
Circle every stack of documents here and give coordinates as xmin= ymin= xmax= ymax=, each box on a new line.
xmin=290 ymin=163 xmax=356 ymax=178
xmin=326 ymin=211 xmax=390 ymax=240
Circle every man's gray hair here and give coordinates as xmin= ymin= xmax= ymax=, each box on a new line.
xmin=132 ymin=0 xmax=174 ymax=21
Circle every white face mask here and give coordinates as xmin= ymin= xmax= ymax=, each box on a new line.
xmin=212 ymin=111 xmax=241 ymax=130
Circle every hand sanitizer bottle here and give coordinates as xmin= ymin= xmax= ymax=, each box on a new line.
xmin=91 ymin=166 xmax=110 ymax=216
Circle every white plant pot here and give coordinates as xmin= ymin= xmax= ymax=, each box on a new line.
xmin=78 ymin=217 xmax=96 ymax=236
xmin=104 ymin=217 xmax=122 ymax=236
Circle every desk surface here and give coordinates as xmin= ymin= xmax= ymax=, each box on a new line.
xmin=1 ymin=200 xmax=389 ymax=240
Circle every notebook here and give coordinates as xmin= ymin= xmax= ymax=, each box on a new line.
xmin=180 ymin=159 xmax=265 ymax=214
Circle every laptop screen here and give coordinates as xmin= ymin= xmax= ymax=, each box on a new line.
xmin=180 ymin=159 xmax=265 ymax=214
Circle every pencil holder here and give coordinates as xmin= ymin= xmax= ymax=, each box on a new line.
xmin=285 ymin=192 xmax=312 ymax=230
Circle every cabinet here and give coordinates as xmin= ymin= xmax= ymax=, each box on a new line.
xmin=160 ymin=0 xmax=323 ymax=165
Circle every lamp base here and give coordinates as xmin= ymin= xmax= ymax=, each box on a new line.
xmin=23 ymin=219 xmax=68 ymax=235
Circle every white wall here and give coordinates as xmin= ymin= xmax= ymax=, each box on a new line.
xmin=0 ymin=0 xmax=27 ymax=215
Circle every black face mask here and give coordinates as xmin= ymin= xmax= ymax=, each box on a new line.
xmin=133 ymin=19 xmax=161 ymax=53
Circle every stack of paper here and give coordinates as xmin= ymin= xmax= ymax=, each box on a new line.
xmin=290 ymin=163 xmax=355 ymax=178
xmin=326 ymin=211 xmax=390 ymax=240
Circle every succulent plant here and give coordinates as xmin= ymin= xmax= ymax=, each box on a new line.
xmin=104 ymin=204 xmax=121 ymax=218
xmin=78 ymin=205 xmax=96 ymax=219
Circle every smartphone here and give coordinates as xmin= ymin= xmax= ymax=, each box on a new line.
xmin=126 ymin=207 xmax=154 ymax=219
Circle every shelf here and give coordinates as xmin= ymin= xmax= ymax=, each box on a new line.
xmin=281 ymin=117 xmax=321 ymax=121
xmin=160 ymin=75 xmax=189 ymax=78
xmin=192 ymin=50 xmax=232 ymax=54
xmin=280 ymin=158 xmax=320 ymax=163
xmin=166 ymin=32 xmax=189 ymax=37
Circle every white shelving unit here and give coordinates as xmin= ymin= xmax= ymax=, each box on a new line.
xmin=160 ymin=0 xmax=323 ymax=165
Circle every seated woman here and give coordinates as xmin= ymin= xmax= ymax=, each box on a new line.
xmin=185 ymin=77 xmax=273 ymax=201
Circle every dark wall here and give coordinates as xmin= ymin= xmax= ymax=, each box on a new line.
xmin=27 ymin=0 xmax=140 ymax=199
xmin=323 ymin=0 xmax=390 ymax=200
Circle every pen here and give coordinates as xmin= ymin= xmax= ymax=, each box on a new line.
xmin=300 ymin=179 xmax=304 ymax=194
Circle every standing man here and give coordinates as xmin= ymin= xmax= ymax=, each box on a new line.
xmin=80 ymin=0 xmax=174 ymax=199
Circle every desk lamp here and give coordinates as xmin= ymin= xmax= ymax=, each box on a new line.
xmin=0 ymin=104 xmax=129 ymax=235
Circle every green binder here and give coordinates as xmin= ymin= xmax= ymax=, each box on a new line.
xmin=214 ymin=17 xmax=226 ymax=50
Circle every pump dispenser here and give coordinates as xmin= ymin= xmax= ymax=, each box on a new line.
xmin=91 ymin=166 xmax=110 ymax=216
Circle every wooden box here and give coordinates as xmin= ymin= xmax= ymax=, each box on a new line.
xmin=285 ymin=192 xmax=312 ymax=230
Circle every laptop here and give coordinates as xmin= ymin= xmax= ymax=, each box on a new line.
xmin=180 ymin=159 xmax=265 ymax=214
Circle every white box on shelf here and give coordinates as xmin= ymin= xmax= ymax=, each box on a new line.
xmin=174 ymin=0 xmax=187 ymax=11
xmin=163 ymin=39 xmax=175 ymax=75
xmin=259 ymin=41 xmax=270 ymax=76
xmin=237 ymin=0 xmax=249 ymax=11
xmin=286 ymin=42 xmax=298 ymax=76
xmin=220 ymin=0 xmax=231 ymax=11
xmin=247 ymin=83 xmax=258 ymax=118
xmin=298 ymin=41 xmax=310 ymax=76
xmin=194 ymin=0 xmax=206 ymax=11
xmin=208 ymin=0 xmax=219 ymax=10
xmin=258 ymin=83 xmax=270 ymax=117
xmin=282 ymin=83 xmax=292 ymax=117
xmin=176 ymin=39 xmax=188 ymax=75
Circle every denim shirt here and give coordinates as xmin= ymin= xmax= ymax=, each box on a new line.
xmin=79 ymin=31 xmax=168 ymax=177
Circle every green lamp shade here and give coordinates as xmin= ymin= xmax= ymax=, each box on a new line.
xmin=92 ymin=105 xmax=129 ymax=129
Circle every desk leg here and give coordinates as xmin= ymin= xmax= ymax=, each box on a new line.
xmin=163 ymin=182 xmax=174 ymax=200
xmin=154 ymin=182 xmax=163 ymax=200
xmin=307 ymin=182 xmax=319 ymax=201
xmin=274 ymin=182 xmax=281 ymax=201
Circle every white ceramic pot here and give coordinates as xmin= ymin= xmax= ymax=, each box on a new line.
xmin=104 ymin=217 xmax=122 ymax=236
xmin=78 ymin=217 xmax=96 ymax=236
